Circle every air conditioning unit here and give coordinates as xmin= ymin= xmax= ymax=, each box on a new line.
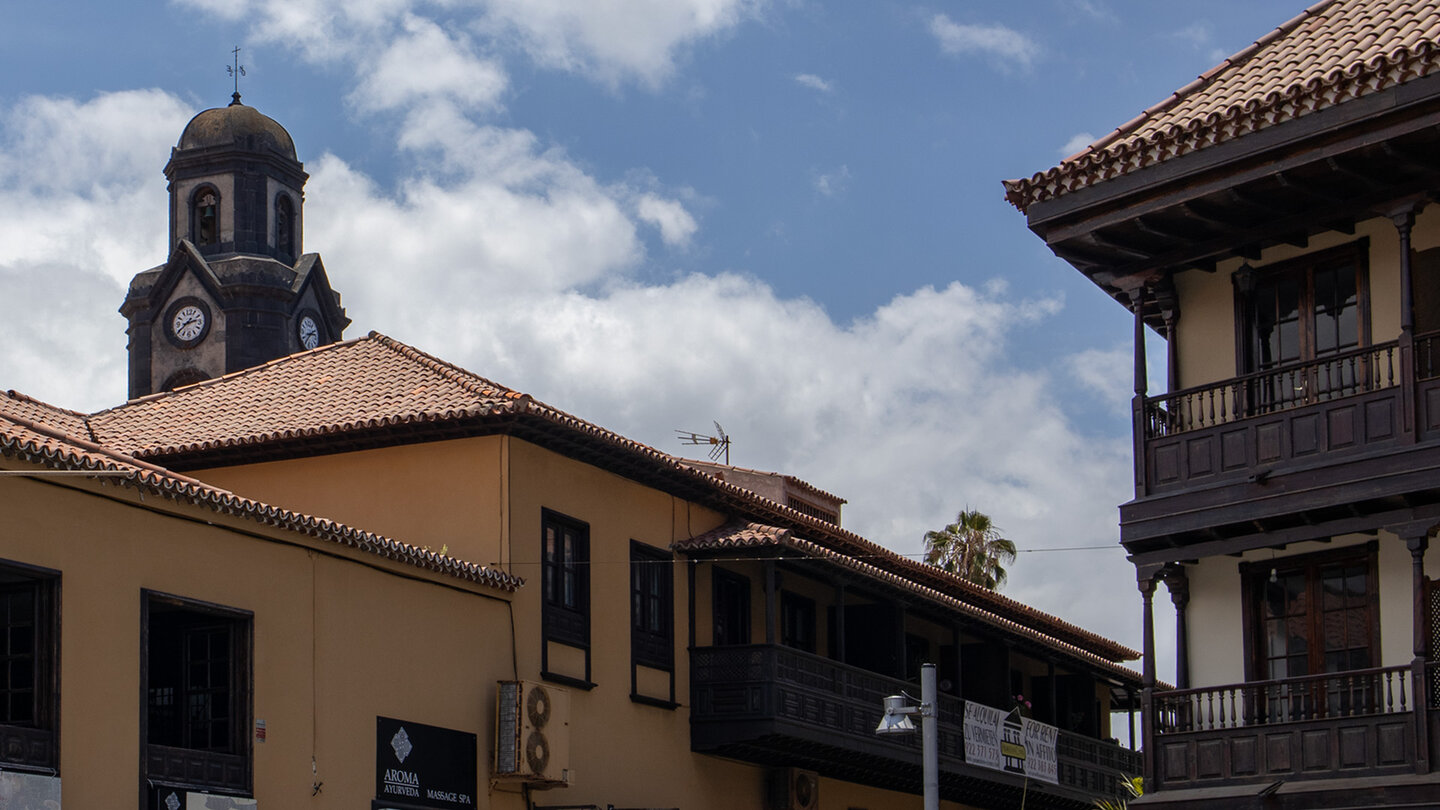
xmin=767 ymin=768 xmax=819 ymax=810
xmin=495 ymin=680 xmax=571 ymax=784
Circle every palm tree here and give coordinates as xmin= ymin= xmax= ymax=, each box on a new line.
xmin=922 ymin=509 xmax=1017 ymax=590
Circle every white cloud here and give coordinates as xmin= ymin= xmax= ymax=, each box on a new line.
xmin=352 ymin=15 xmax=508 ymax=113
xmin=1066 ymin=346 xmax=1132 ymax=411
xmin=813 ymin=164 xmax=851 ymax=197
xmin=1060 ymin=131 xmax=1096 ymax=157
xmin=475 ymin=0 xmax=763 ymax=88
xmin=635 ymin=194 xmax=698 ymax=246
xmin=929 ymin=14 xmax=1040 ymax=71
xmin=1172 ymin=21 xmax=1212 ymax=50
xmin=794 ymin=73 xmax=833 ymax=93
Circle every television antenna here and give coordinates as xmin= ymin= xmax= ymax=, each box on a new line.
xmin=676 ymin=421 xmax=731 ymax=465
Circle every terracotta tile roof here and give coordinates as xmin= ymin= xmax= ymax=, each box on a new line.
xmin=0 ymin=393 xmax=521 ymax=593
xmin=678 ymin=521 xmax=1141 ymax=665
xmin=681 ymin=459 xmax=848 ymax=505
xmin=677 ymin=522 xmax=1144 ymax=684
xmin=76 ymin=332 xmax=1134 ymax=662
xmin=1005 ymin=0 xmax=1440 ymax=211
xmin=89 ymin=333 xmax=529 ymax=457
xmin=2 ymin=391 xmax=93 ymax=440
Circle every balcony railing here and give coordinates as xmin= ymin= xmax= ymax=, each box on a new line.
xmin=1152 ymin=665 xmax=1411 ymax=733
xmin=1144 ymin=341 xmax=1398 ymax=439
xmin=1148 ymin=666 xmax=1423 ymax=790
xmin=691 ymin=644 xmax=1140 ymax=806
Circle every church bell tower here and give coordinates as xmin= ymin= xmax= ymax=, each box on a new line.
xmin=120 ymin=94 xmax=349 ymax=398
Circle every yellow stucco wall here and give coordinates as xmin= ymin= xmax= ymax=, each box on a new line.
xmin=195 ymin=436 xmax=510 ymax=568
xmin=1 ymin=469 xmax=518 ymax=809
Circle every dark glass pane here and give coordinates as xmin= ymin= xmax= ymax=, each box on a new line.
xmin=9 ymin=624 xmax=33 ymax=655
xmin=1288 ymin=618 xmax=1308 ymax=654
xmin=1316 ymin=266 xmax=1338 ymax=353
xmin=10 ymin=659 xmax=32 ymax=690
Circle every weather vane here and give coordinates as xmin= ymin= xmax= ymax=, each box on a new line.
xmin=227 ymin=45 xmax=247 ymax=105
xmin=676 ymin=422 xmax=731 ymax=465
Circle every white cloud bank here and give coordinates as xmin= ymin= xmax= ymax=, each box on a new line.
xmin=794 ymin=73 xmax=834 ymax=93
xmin=929 ymin=14 xmax=1041 ymax=71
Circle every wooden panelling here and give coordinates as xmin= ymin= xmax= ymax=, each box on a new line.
xmin=1145 ymin=388 xmax=1400 ymax=494
xmin=1151 ymin=715 xmax=1416 ymax=790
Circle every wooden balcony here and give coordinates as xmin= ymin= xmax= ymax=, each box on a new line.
xmin=1123 ymin=334 xmax=1440 ymax=550
xmin=1147 ymin=665 xmax=1431 ymax=792
xmin=690 ymin=644 xmax=1140 ymax=809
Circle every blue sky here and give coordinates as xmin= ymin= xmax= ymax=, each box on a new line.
xmin=0 ymin=0 xmax=1308 ymax=675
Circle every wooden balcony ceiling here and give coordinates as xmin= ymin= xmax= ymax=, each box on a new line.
xmin=1005 ymin=0 xmax=1440 ymax=314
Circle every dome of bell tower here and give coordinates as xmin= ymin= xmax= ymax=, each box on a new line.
xmin=176 ymin=99 xmax=297 ymax=160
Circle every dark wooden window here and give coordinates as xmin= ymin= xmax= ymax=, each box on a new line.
xmin=143 ymin=591 xmax=251 ymax=795
xmin=542 ymin=511 xmax=589 ymax=648
xmin=1246 ymin=246 xmax=1366 ymax=369
xmin=631 ymin=542 xmax=673 ymax=670
xmin=712 ymin=569 xmax=750 ymax=646
xmin=1243 ymin=544 xmax=1379 ymax=683
xmin=780 ymin=591 xmax=816 ymax=653
xmin=0 ymin=563 xmax=58 ymax=773
xmin=193 ymin=187 xmax=220 ymax=246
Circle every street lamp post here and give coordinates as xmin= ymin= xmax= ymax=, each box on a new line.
xmin=875 ymin=662 xmax=939 ymax=810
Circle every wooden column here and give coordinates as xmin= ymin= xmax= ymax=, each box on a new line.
xmin=1394 ymin=209 xmax=1419 ymax=443
xmin=1162 ymin=565 xmax=1190 ymax=690
xmin=763 ymin=560 xmax=777 ymax=645
xmin=1047 ymin=660 xmax=1058 ymax=726
xmin=1132 ymin=290 xmax=1150 ymax=497
xmin=894 ymin=605 xmax=908 ymax=680
xmin=1127 ymin=687 xmax=1137 ymax=752
xmin=952 ymin=624 xmax=964 ymax=699
xmin=834 ymin=581 xmax=847 ymax=664
xmin=687 ymin=560 xmax=697 ymax=650
xmin=1138 ymin=567 xmax=1160 ymax=789
xmin=1404 ymin=530 xmax=1431 ymax=775
xmin=1155 ymin=277 xmax=1180 ymax=393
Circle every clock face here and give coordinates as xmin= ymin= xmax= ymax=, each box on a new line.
xmin=172 ymin=305 xmax=206 ymax=342
xmin=298 ymin=314 xmax=320 ymax=350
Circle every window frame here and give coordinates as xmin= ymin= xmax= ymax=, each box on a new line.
xmin=0 ymin=559 xmax=59 ymax=775
xmin=540 ymin=510 xmax=592 ymax=687
xmin=630 ymin=541 xmax=673 ymax=670
xmin=1234 ymin=241 xmax=1371 ymax=376
xmin=712 ymin=568 xmax=751 ymax=646
xmin=140 ymin=589 xmax=253 ymax=800
xmin=1239 ymin=542 xmax=1381 ymax=684
xmin=780 ymin=590 xmax=816 ymax=653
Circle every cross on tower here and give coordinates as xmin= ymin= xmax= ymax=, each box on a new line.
xmin=227 ymin=46 xmax=247 ymax=106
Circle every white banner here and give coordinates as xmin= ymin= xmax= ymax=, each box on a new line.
xmin=963 ymin=700 xmax=1059 ymax=785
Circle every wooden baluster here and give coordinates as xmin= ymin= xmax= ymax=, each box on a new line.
xmin=1206 ymin=388 xmax=1215 ymax=427
xmin=1206 ymin=691 xmax=1215 ymax=730
xmin=1399 ymin=669 xmax=1408 ymax=712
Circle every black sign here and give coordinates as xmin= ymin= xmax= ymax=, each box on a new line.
xmin=376 ymin=716 xmax=478 ymax=809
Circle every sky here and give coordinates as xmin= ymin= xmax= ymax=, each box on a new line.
xmin=0 ymin=0 xmax=1313 ymax=684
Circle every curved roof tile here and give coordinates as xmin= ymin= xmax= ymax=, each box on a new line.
xmin=1005 ymin=0 xmax=1440 ymax=211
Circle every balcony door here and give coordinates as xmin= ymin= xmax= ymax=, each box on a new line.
xmin=1238 ymin=244 xmax=1368 ymax=410
xmin=1243 ymin=544 xmax=1379 ymax=719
